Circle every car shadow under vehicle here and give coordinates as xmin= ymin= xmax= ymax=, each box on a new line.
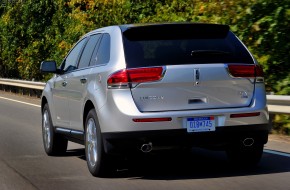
xmin=64 ymin=147 xmax=290 ymax=180
xmin=64 ymin=148 xmax=86 ymax=160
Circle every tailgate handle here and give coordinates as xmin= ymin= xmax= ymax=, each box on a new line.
xmin=188 ymin=98 xmax=206 ymax=104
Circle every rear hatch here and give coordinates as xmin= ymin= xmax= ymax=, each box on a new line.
xmin=119 ymin=23 xmax=259 ymax=112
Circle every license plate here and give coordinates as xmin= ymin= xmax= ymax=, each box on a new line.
xmin=186 ymin=116 xmax=215 ymax=132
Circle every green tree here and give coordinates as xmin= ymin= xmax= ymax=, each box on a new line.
xmin=236 ymin=0 xmax=290 ymax=94
xmin=0 ymin=2 xmax=23 ymax=78
xmin=17 ymin=0 xmax=56 ymax=80
xmin=0 ymin=0 xmax=289 ymax=91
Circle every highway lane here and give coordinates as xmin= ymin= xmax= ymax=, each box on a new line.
xmin=0 ymin=91 xmax=290 ymax=190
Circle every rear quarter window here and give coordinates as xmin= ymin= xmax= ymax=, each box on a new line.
xmin=90 ymin=34 xmax=111 ymax=66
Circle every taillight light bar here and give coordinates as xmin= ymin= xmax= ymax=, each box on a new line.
xmin=230 ymin=112 xmax=260 ymax=118
xmin=107 ymin=67 xmax=165 ymax=89
xmin=255 ymin=65 xmax=264 ymax=77
xmin=132 ymin=117 xmax=172 ymax=122
xmin=227 ymin=64 xmax=264 ymax=82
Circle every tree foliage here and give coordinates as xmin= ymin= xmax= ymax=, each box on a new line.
xmin=0 ymin=0 xmax=289 ymax=93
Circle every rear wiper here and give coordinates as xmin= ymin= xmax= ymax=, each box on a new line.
xmin=190 ymin=50 xmax=230 ymax=56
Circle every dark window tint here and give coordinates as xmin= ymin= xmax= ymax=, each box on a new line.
xmin=123 ymin=27 xmax=254 ymax=68
xmin=90 ymin=34 xmax=110 ymax=66
xmin=78 ymin=34 xmax=101 ymax=69
xmin=63 ymin=38 xmax=87 ymax=72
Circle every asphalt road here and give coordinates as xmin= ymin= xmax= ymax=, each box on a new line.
xmin=0 ymin=91 xmax=290 ymax=190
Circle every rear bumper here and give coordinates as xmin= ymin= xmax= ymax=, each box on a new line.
xmin=98 ymin=84 xmax=268 ymax=133
xmin=102 ymin=123 xmax=270 ymax=155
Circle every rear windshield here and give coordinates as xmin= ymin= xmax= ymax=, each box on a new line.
xmin=122 ymin=25 xmax=254 ymax=68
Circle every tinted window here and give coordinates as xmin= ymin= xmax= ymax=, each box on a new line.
xmin=90 ymin=34 xmax=110 ymax=66
xmin=78 ymin=34 xmax=102 ymax=69
xmin=63 ymin=38 xmax=87 ymax=72
xmin=123 ymin=26 xmax=254 ymax=68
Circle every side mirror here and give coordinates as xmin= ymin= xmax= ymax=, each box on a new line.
xmin=40 ymin=61 xmax=58 ymax=73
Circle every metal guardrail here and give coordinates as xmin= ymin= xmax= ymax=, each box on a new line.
xmin=0 ymin=78 xmax=289 ymax=114
xmin=267 ymin=95 xmax=290 ymax=115
xmin=0 ymin=78 xmax=45 ymax=90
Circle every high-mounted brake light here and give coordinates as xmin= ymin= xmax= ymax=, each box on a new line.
xmin=228 ymin=64 xmax=264 ymax=81
xmin=107 ymin=67 xmax=164 ymax=88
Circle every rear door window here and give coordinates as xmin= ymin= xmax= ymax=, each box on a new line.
xmin=122 ymin=25 xmax=254 ymax=68
xmin=78 ymin=34 xmax=102 ymax=69
xmin=62 ymin=38 xmax=87 ymax=72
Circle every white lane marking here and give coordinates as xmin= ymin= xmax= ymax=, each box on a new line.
xmin=264 ymin=149 xmax=290 ymax=158
xmin=0 ymin=96 xmax=40 ymax=108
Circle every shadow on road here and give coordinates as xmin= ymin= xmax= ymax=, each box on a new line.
xmin=64 ymin=147 xmax=290 ymax=180
xmin=65 ymin=148 xmax=86 ymax=160
xmin=114 ymin=148 xmax=290 ymax=180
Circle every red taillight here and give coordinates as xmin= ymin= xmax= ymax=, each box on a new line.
xmin=255 ymin=65 xmax=264 ymax=77
xmin=107 ymin=69 xmax=129 ymax=84
xmin=228 ymin=65 xmax=255 ymax=77
xmin=228 ymin=64 xmax=264 ymax=78
xmin=132 ymin=117 xmax=172 ymax=122
xmin=230 ymin=112 xmax=260 ymax=118
xmin=107 ymin=67 xmax=164 ymax=88
xmin=127 ymin=67 xmax=164 ymax=83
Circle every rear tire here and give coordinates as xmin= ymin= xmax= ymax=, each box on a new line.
xmin=42 ymin=103 xmax=68 ymax=156
xmin=226 ymin=139 xmax=264 ymax=167
xmin=85 ymin=109 xmax=112 ymax=177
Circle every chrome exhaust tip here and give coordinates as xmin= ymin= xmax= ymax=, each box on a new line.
xmin=140 ymin=142 xmax=153 ymax=153
xmin=243 ymin=138 xmax=254 ymax=147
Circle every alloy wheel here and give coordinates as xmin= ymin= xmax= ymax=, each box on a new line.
xmin=43 ymin=110 xmax=51 ymax=150
xmin=86 ymin=118 xmax=98 ymax=167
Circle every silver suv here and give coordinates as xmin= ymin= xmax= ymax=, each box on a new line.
xmin=40 ymin=23 xmax=269 ymax=177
